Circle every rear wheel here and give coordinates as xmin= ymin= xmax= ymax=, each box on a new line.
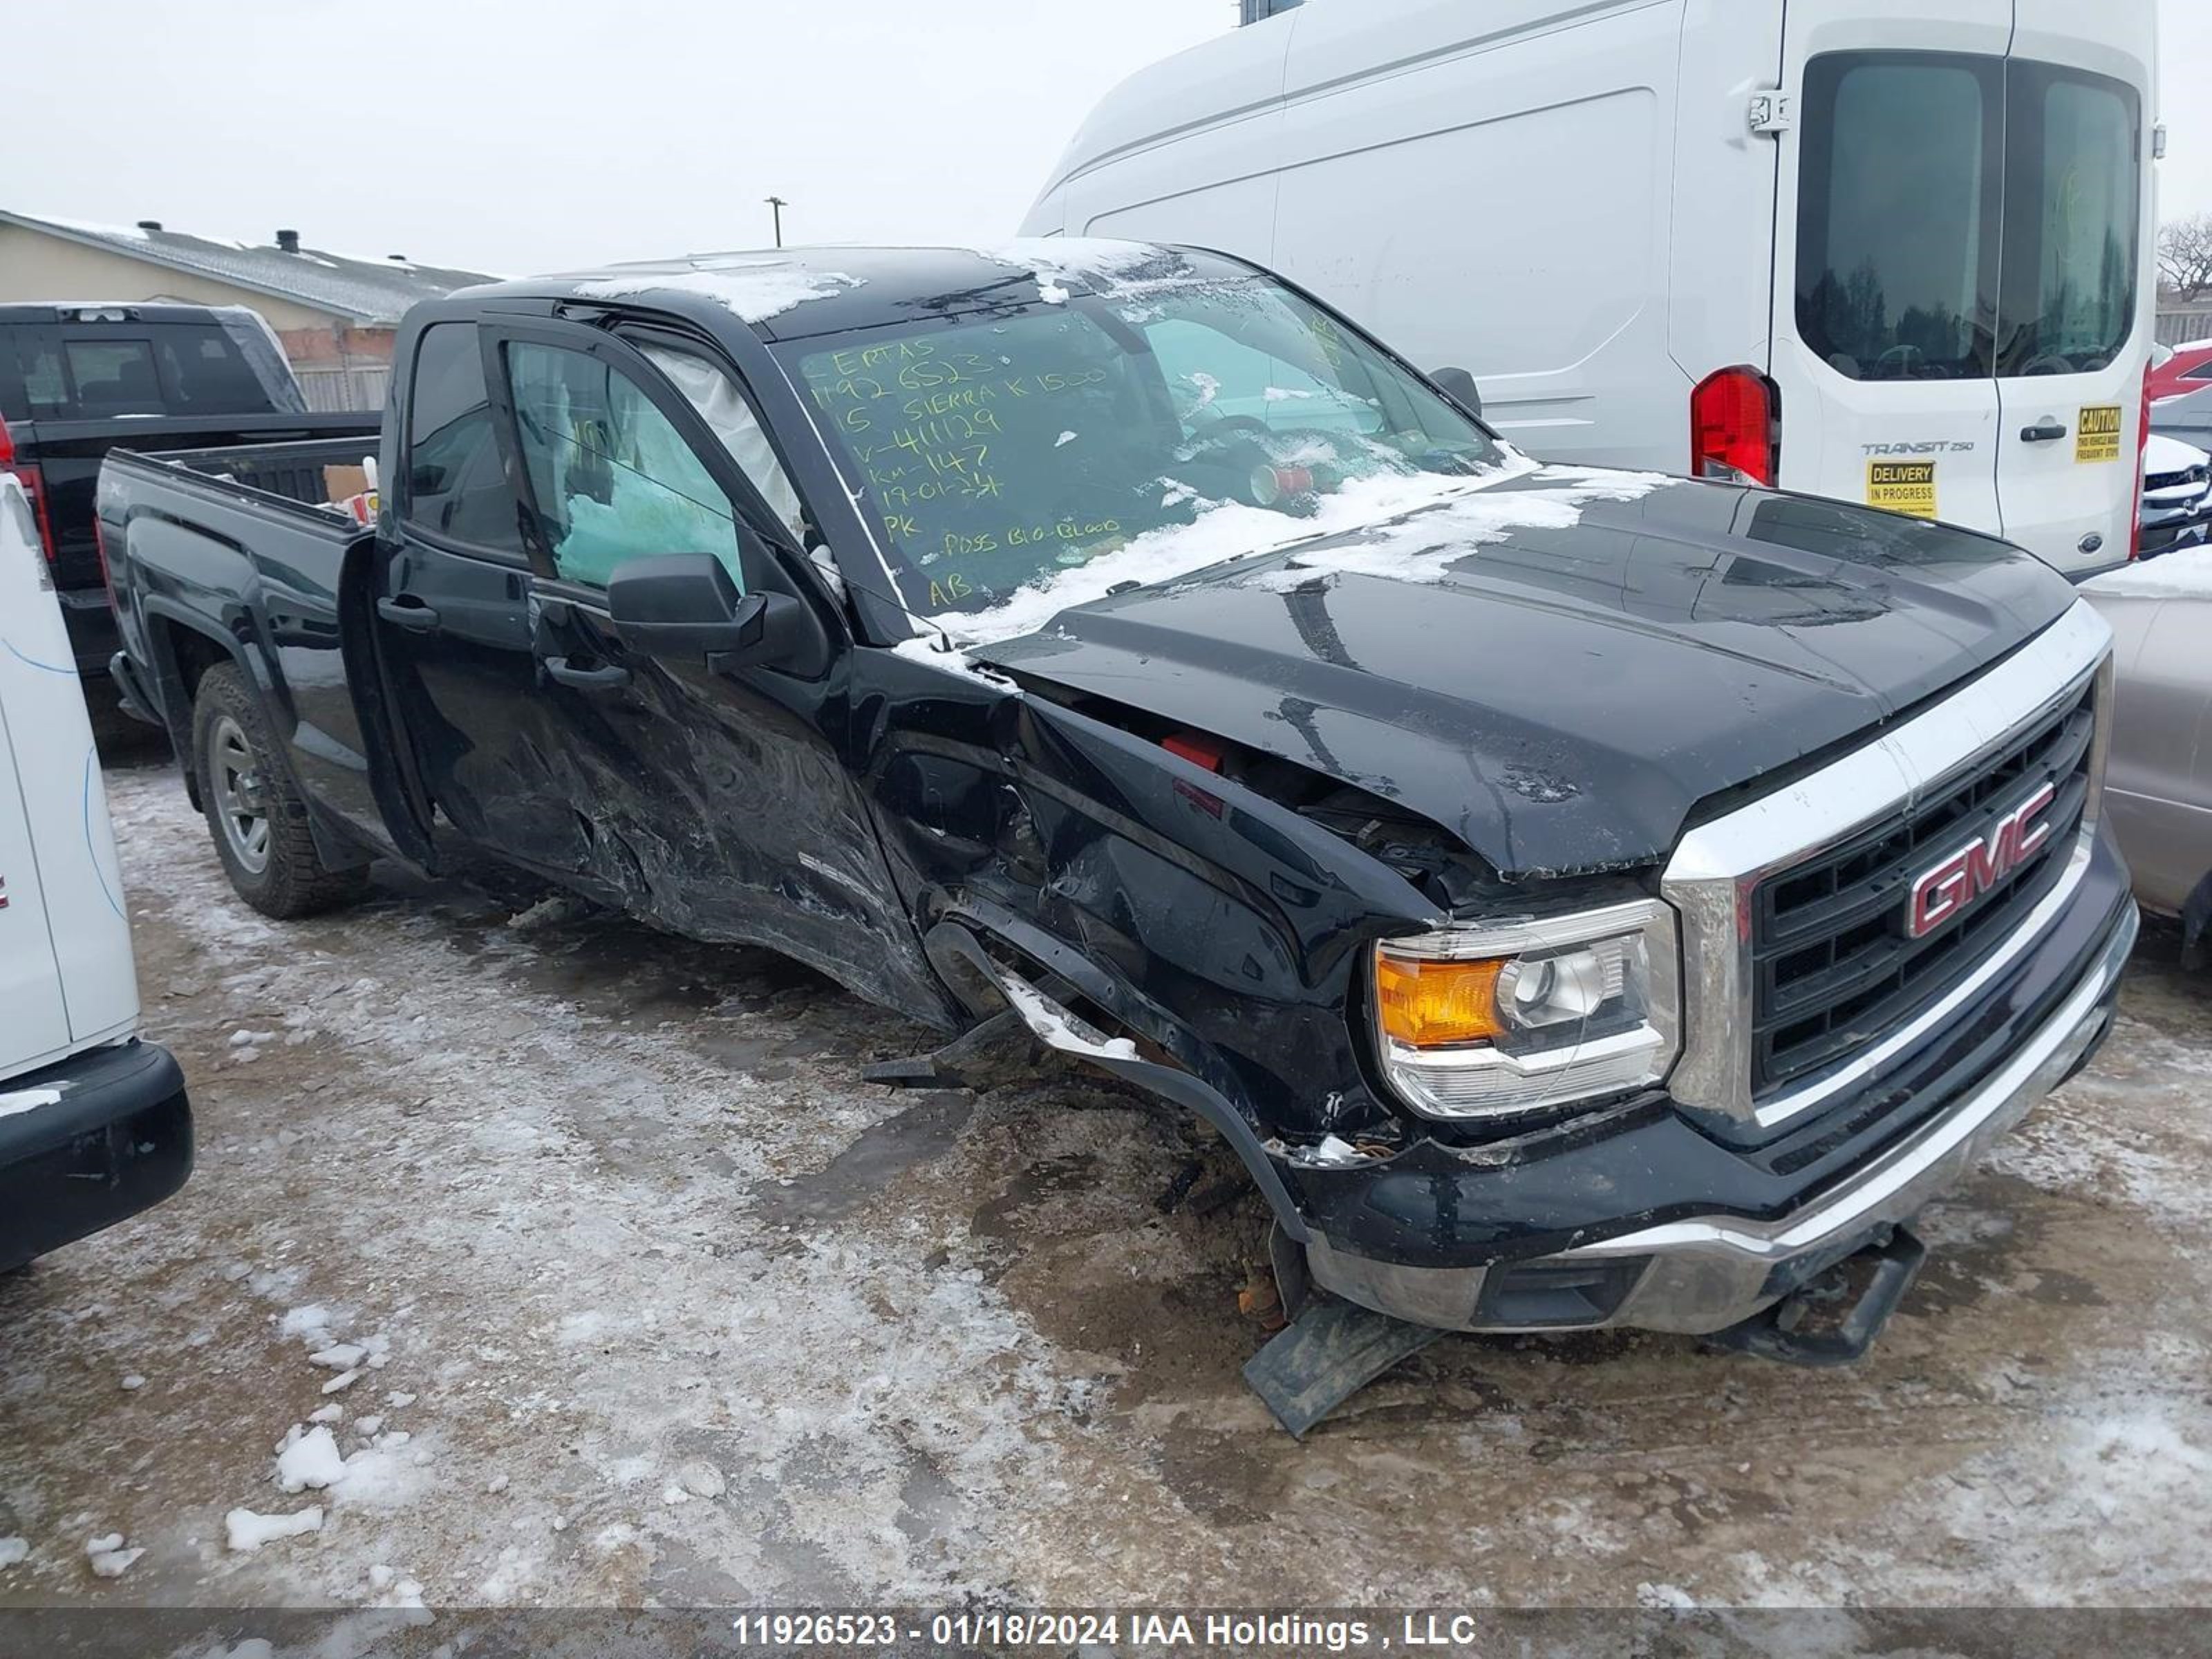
xmin=191 ymin=663 xmax=368 ymax=918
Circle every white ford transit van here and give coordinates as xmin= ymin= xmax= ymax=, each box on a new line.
xmin=0 ymin=472 xmax=190 ymax=1273
xmin=1023 ymin=0 xmax=2159 ymax=578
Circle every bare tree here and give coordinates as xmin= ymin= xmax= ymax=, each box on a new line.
xmin=2159 ymin=213 xmax=2212 ymax=301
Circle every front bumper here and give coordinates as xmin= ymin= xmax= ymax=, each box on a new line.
xmin=964 ymin=809 xmax=2139 ymax=1342
xmin=1306 ymin=896 xmax=2134 ymax=1333
xmin=2138 ymin=505 xmax=2211 ymax=559
xmin=1 ymin=1040 xmax=193 ymax=1273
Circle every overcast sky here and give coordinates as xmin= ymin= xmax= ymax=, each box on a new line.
xmin=8 ymin=0 xmax=2209 ymax=276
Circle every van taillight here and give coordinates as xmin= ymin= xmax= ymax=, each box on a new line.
xmin=1691 ymin=367 xmax=1779 ymax=487
xmin=2130 ymin=362 xmax=2153 ymax=561
xmin=0 ymin=412 xmax=58 ymax=563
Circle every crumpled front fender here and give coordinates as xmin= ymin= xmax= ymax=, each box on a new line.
xmin=859 ymin=648 xmax=1446 ymax=1146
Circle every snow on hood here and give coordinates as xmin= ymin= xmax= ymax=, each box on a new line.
xmin=932 ymin=460 xmax=1528 ymax=648
xmin=574 ymin=257 xmax=863 ymax=324
xmin=924 ymin=458 xmax=1680 ymax=650
xmin=1239 ymin=465 xmax=1671 ymax=592
xmin=2086 ymin=545 xmax=2212 ymax=601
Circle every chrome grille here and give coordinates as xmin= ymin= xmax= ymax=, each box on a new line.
xmin=1747 ymin=685 xmax=2095 ymax=1094
xmin=1658 ymin=601 xmax=2114 ymax=1134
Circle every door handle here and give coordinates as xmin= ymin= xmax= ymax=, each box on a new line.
xmin=376 ymin=597 xmax=440 ymax=631
xmin=2020 ymin=420 xmax=2069 ymax=443
xmin=542 ymin=655 xmax=631 ymax=691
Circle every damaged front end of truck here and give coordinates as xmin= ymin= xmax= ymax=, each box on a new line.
xmin=843 ymin=475 xmax=2136 ymax=1434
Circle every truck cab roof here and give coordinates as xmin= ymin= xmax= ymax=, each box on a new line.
xmin=454 ymin=240 xmax=1230 ymax=342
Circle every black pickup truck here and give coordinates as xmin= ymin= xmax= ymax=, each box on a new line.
xmin=0 ymin=303 xmax=377 ymax=684
xmin=102 ymin=243 xmax=2137 ymax=1428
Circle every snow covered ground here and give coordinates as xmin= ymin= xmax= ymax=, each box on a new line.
xmin=3 ymin=752 xmax=2211 ymax=1616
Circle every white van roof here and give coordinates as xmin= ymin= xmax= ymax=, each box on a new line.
xmin=1040 ymin=1 xmax=1623 ymax=200
xmin=1040 ymin=15 xmax=1291 ymax=198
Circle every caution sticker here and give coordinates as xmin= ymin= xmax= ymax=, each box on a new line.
xmin=1867 ymin=459 xmax=1938 ymax=518
xmin=2075 ymin=404 xmax=2124 ymax=463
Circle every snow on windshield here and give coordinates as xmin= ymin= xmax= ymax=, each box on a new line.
xmin=574 ymin=259 xmax=862 ymax=324
xmin=787 ymin=256 xmax=1523 ymax=636
xmin=2086 ymin=546 xmax=2212 ymax=601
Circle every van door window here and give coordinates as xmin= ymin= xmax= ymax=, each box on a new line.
xmin=1796 ymin=53 xmax=2000 ymax=382
xmin=1996 ymin=65 xmax=2141 ymax=377
xmin=504 ymin=340 xmax=747 ymax=593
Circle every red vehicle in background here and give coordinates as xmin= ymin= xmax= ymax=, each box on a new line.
xmin=2148 ymin=339 xmax=2212 ymax=406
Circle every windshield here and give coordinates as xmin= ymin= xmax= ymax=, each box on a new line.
xmin=775 ymin=259 xmax=1511 ymax=635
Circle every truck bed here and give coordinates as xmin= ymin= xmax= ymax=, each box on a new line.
xmin=102 ymin=440 xmax=387 ymax=851
xmin=131 ymin=434 xmax=385 ymax=519
xmin=16 ymin=412 xmax=379 ymax=597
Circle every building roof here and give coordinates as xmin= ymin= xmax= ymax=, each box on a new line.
xmin=0 ymin=209 xmax=498 ymax=326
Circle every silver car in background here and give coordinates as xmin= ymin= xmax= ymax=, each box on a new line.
xmin=2140 ymin=434 xmax=2212 ymax=560
xmin=2086 ymin=550 xmax=2212 ymax=965
xmin=2153 ymin=382 xmax=2212 ymax=451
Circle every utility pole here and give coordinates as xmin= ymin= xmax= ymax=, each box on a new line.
xmin=765 ymin=196 xmax=787 ymax=249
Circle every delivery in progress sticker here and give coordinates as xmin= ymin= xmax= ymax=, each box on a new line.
xmin=2075 ymin=404 xmax=2124 ymax=463
xmin=1867 ymin=459 xmax=1938 ymax=518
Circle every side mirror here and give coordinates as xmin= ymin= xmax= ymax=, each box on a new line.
xmin=1430 ymin=365 xmax=1482 ymax=418
xmin=606 ymin=553 xmax=827 ymax=677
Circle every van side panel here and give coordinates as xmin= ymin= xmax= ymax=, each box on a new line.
xmin=0 ymin=481 xmax=136 ymax=1078
xmin=1076 ymin=148 xmax=1285 ymax=258
xmin=0 ymin=696 xmax=74 ymax=1078
xmin=1266 ymin=0 xmax=1689 ymax=469
xmin=1033 ymin=18 xmax=1295 ymax=250
xmin=1667 ymin=2 xmax=1786 ymax=400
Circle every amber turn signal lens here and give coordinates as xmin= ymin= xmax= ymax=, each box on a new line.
xmin=1374 ymin=952 xmax=1505 ymax=1047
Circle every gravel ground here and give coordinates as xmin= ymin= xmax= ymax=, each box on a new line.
xmin=2 ymin=748 xmax=2209 ymax=1614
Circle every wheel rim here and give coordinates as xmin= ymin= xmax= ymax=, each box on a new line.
xmin=209 ymin=714 xmax=271 ymax=875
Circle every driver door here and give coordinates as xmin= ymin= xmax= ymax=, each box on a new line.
xmin=481 ymin=320 xmax=928 ymax=1007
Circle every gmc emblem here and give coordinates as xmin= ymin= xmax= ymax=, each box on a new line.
xmin=1906 ymin=782 xmax=2057 ymax=939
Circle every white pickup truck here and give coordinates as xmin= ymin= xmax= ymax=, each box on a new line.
xmin=0 ymin=473 xmax=189 ymax=1273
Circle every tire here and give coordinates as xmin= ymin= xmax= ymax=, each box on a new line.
xmin=191 ymin=662 xmax=369 ymax=919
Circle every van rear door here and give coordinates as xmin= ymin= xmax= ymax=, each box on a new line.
xmin=1989 ymin=2 xmax=2154 ymax=574
xmin=1770 ymin=4 xmax=2012 ymax=546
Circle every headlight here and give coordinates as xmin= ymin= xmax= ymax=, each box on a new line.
xmin=1371 ymin=899 xmax=1678 ymax=1121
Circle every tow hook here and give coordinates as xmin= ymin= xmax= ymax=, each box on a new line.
xmin=1704 ymin=1225 xmax=1929 ymax=1369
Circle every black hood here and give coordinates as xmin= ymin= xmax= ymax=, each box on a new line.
xmin=975 ymin=469 xmax=2078 ymax=879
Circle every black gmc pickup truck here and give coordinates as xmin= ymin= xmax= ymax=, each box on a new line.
xmin=101 ymin=243 xmax=2137 ymax=1429
xmin=0 ymin=302 xmax=377 ymax=685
